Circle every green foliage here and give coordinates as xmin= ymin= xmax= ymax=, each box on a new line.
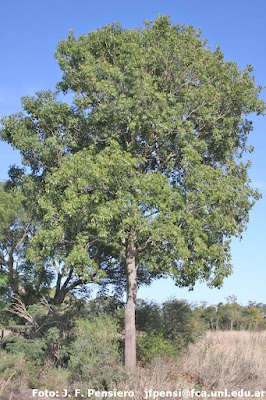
xmin=0 ymin=185 xmax=24 ymax=243
xmin=136 ymin=299 xmax=206 ymax=350
xmin=0 ymin=298 xmax=91 ymax=367
xmin=0 ymin=350 xmax=23 ymax=375
xmin=44 ymin=327 xmax=67 ymax=365
xmin=87 ymin=296 xmax=125 ymax=330
xmin=137 ymin=333 xmax=174 ymax=364
xmin=162 ymin=299 xmax=205 ymax=347
xmin=196 ymin=298 xmax=266 ymax=330
xmin=4 ymin=336 xmax=46 ymax=364
xmin=0 ymin=184 xmax=53 ymax=304
xmin=0 ymin=15 xmax=265 ymax=368
xmin=68 ymin=317 xmax=122 ymax=388
xmin=136 ymin=299 xmax=162 ymax=333
xmin=1 ymin=16 xmax=264 ymax=297
xmin=0 ymin=350 xmax=28 ymax=383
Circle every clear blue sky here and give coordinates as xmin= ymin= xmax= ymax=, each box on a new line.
xmin=0 ymin=0 xmax=265 ymax=306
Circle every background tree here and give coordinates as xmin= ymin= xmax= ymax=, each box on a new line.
xmin=0 ymin=180 xmax=53 ymax=304
xmin=196 ymin=299 xmax=265 ymax=330
xmin=0 ymin=15 xmax=265 ymax=369
xmin=249 ymin=302 xmax=266 ymax=320
xmin=194 ymin=304 xmax=218 ymax=330
xmin=0 ymin=93 xmax=103 ymax=305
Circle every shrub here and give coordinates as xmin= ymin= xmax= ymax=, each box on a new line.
xmin=0 ymin=351 xmax=24 ymax=378
xmin=0 ymin=349 xmax=30 ymax=390
xmin=136 ymin=299 xmax=206 ymax=352
xmin=44 ymin=327 xmax=69 ymax=366
xmin=4 ymin=336 xmax=46 ymax=364
xmin=87 ymin=296 xmax=125 ymax=331
xmin=31 ymin=365 xmax=70 ymax=392
xmin=136 ymin=333 xmax=175 ymax=364
xmin=136 ymin=300 xmax=163 ymax=333
xmin=68 ymin=317 xmax=122 ymax=389
xmin=162 ymin=299 xmax=206 ymax=349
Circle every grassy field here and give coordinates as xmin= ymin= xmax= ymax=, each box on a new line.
xmin=116 ymin=331 xmax=266 ymax=398
xmin=1 ymin=331 xmax=265 ymax=399
xmin=180 ymin=331 xmax=266 ymax=392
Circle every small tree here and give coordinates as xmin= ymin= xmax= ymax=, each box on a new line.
xmin=0 ymin=181 xmax=53 ymax=304
xmin=0 ymin=93 xmax=106 ymax=305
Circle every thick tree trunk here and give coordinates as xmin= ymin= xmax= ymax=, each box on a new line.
xmin=53 ymin=289 xmax=68 ymax=305
xmin=53 ymin=276 xmax=84 ymax=305
xmin=8 ymin=255 xmax=26 ymax=298
xmin=125 ymin=240 xmax=137 ymax=370
xmin=53 ymin=273 xmax=66 ymax=305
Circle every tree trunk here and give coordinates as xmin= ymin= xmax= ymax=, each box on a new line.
xmin=230 ymin=320 xmax=234 ymax=330
xmin=125 ymin=239 xmax=137 ymax=370
xmin=53 ymin=288 xmax=68 ymax=305
xmin=8 ymin=255 xmax=26 ymax=298
xmin=53 ymin=273 xmax=66 ymax=304
xmin=53 ymin=277 xmax=85 ymax=305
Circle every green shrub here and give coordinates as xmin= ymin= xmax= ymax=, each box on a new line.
xmin=87 ymin=296 xmax=125 ymax=331
xmin=162 ymin=299 xmax=206 ymax=349
xmin=28 ymin=365 xmax=70 ymax=392
xmin=136 ymin=299 xmax=163 ymax=333
xmin=68 ymin=317 xmax=122 ymax=389
xmin=4 ymin=336 xmax=46 ymax=364
xmin=136 ymin=333 xmax=174 ymax=364
xmin=0 ymin=350 xmax=22 ymax=376
xmin=0 ymin=350 xmax=29 ymax=385
xmin=136 ymin=299 xmax=206 ymax=353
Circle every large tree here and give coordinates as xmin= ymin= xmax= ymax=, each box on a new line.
xmin=1 ymin=15 xmax=264 ymax=368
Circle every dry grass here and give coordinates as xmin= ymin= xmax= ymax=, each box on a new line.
xmin=122 ymin=332 xmax=266 ymax=399
xmin=115 ymin=356 xmax=194 ymax=400
xmin=0 ymin=372 xmax=15 ymax=400
xmin=180 ymin=330 xmax=266 ymax=392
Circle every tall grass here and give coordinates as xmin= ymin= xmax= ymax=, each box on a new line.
xmin=180 ymin=330 xmax=266 ymax=392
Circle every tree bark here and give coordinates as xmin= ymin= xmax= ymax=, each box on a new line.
xmin=53 ymin=277 xmax=85 ymax=305
xmin=125 ymin=239 xmax=137 ymax=370
xmin=7 ymin=253 xmax=27 ymax=298
xmin=53 ymin=288 xmax=68 ymax=305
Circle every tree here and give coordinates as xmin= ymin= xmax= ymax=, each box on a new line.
xmin=1 ymin=15 xmax=264 ymax=369
xmin=196 ymin=304 xmax=218 ymax=330
xmin=249 ymin=302 xmax=266 ymax=320
xmin=0 ymin=93 xmax=105 ymax=305
xmin=0 ymin=181 xmax=53 ymax=304
xmin=241 ymin=306 xmax=264 ymax=330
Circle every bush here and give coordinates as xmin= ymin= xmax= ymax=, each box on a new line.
xmin=0 ymin=351 xmax=24 ymax=377
xmin=0 ymin=350 xmax=30 ymax=389
xmin=136 ymin=300 xmax=162 ymax=333
xmin=136 ymin=299 xmax=206 ymax=352
xmin=137 ymin=333 xmax=175 ymax=364
xmin=162 ymin=299 xmax=206 ymax=349
xmin=4 ymin=336 xmax=46 ymax=364
xmin=31 ymin=365 xmax=70 ymax=392
xmin=68 ymin=317 xmax=122 ymax=389
xmin=87 ymin=296 xmax=125 ymax=330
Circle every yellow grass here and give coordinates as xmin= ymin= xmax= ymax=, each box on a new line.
xmin=180 ymin=330 xmax=266 ymax=392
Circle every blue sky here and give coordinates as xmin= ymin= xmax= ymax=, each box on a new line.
xmin=0 ymin=0 xmax=265 ymax=305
